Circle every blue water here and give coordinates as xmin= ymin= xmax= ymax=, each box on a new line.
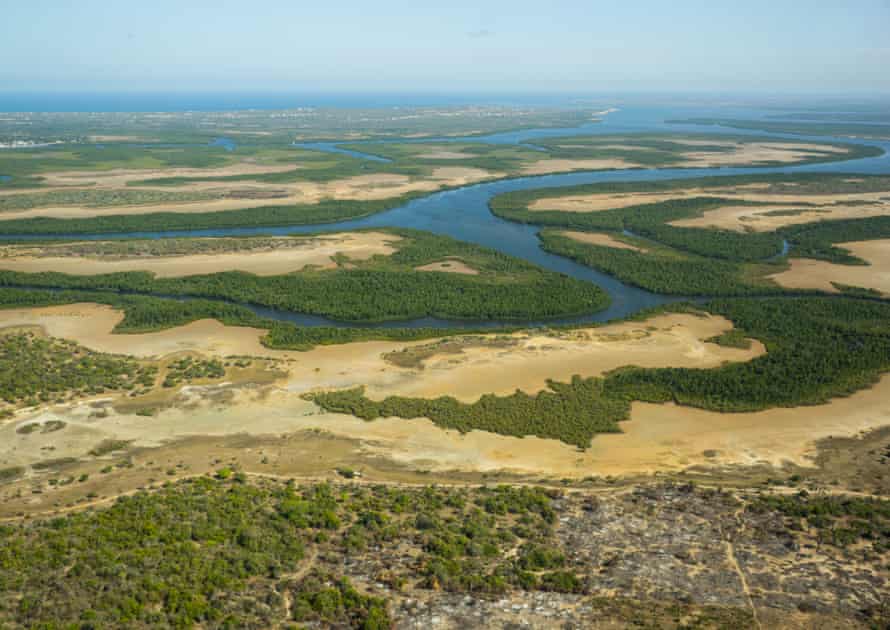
xmin=2 ymin=103 xmax=889 ymax=329
xmin=294 ymin=142 xmax=391 ymax=162
xmin=0 ymin=175 xmax=10 ymax=183
xmin=209 ymin=137 xmax=237 ymax=151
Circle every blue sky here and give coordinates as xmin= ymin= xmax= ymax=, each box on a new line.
xmin=2 ymin=0 xmax=889 ymax=93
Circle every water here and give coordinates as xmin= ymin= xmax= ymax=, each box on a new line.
xmin=293 ymin=142 xmax=391 ymax=162
xmin=0 ymin=176 xmax=10 ymax=183
xmin=3 ymin=106 xmax=889 ymax=329
xmin=209 ymin=137 xmax=237 ymax=151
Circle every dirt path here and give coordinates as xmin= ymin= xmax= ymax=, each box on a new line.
xmin=722 ymin=505 xmax=762 ymax=630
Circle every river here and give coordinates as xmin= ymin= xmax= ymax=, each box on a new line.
xmin=3 ymin=106 xmax=889 ymax=329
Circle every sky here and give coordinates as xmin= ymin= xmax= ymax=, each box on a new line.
xmin=2 ymin=0 xmax=890 ymax=94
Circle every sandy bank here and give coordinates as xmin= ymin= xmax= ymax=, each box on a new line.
xmin=0 ymin=232 xmax=399 ymax=277
xmin=560 ymin=231 xmax=647 ymax=252
xmin=768 ymin=240 xmax=890 ymax=296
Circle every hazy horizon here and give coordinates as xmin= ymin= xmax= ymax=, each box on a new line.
xmin=3 ymin=0 xmax=890 ymax=95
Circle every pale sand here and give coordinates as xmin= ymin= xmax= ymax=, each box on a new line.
xmin=529 ymin=186 xmax=890 ymax=231
xmin=0 ymin=305 xmax=762 ymax=402
xmin=416 ymin=150 xmax=476 ymax=160
xmin=678 ymin=142 xmax=850 ymax=168
xmin=0 ymin=232 xmax=399 ymax=277
xmin=414 ymin=259 xmax=479 ymax=275
xmin=560 ymin=231 xmax=647 ymax=252
xmin=671 ymin=202 xmax=890 ymax=232
xmin=769 ymin=240 xmax=890 ymax=296
xmin=529 ymin=191 xmax=690 ymax=213
xmin=4 ymin=302 xmax=890 ymax=477
xmin=0 ymin=168 xmax=502 ymax=221
xmin=556 ymin=144 xmax=659 ymax=152
xmin=41 ymin=162 xmax=299 ymax=188
xmin=669 ymin=139 xmax=847 ymax=154
xmin=5 ymin=370 xmax=890 ymax=477
xmin=521 ymin=158 xmax=641 ymax=175
xmin=518 ymin=142 xmax=848 ymax=179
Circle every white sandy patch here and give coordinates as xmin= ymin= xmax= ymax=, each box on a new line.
xmin=0 ymin=232 xmax=400 ymax=277
xmin=560 ymin=231 xmax=647 ymax=252
xmin=0 ymin=167 xmax=502 ymax=221
xmin=5 ymin=369 xmax=890 ymax=478
xmin=671 ymin=202 xmax=890 ymax=232
xmin=521 ymin=158 xmax=641 ymax=175
xmin=0 ymin=306 xmax=761 ymax=402
xmin=679 ymin=142 xmax=850 ymax=167
xmin=769 ymin=240 xmax=890 ymax=296
xmin=4 ymin=301 xmax=889 ymax=478
xmin=41 ymin=162 xmax=299 ymax=188
xmin=416 ymin=150 xmax=476 ymax=160
xmin=414 ymin=258 xmax=479 ymax=275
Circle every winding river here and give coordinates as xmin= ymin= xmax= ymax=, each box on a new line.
xmin=4 ymin=108 xmax=890 ymax=329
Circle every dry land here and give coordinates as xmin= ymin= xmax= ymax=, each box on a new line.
xmin=560 ymin=230 xmax=648 ymax=252
xmin=0 ymin=167 xmax=501 ymax=220
xmin=0 ymin=232 xmax=400 ymax=277
xmin=6 ymin=302 xmax=888 ymax=486
xmin=414 ymin=258 xmax=480 ymax=275
xmin=769 ymin=239 xmax=890 ymax=296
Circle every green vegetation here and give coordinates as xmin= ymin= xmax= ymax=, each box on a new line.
xmin=88 ymin=439 xmax=132 ymax=457
xmin=0 ymin=229 xmax=610 ymax=322
xmin=0 ymin=466 xmax=24 ymax=482
xmin=3 ymin=235 xmax=349 ymax=259
xmin=751 ymin=492 xmax=890 ymax=551
xmin=532 ymin=132 xmax=876 ymax=167
xmin=307 ymin=375 xmax=630 ymax=449
xmin=0 ymin=284 xmax=505 ymax=350
xmin=668 ymin=117 xmax=890 ymax=142
xmin=781 ymin=215 xmax=890 ymax=264
xmin=0 ymin=143 xmax=237 ymax=188
xmin=706 ymin=329 xmax=752 ymax=349
xmin=0 ymin=477 xmax=572 ymax=628
xmin=0 ymin=196 xmax=414 ymax=236
xmin=0 ymin=331 xmax=157 ymax=413
xmin=163 ymin=356 xmax=226 ymax=388
xmin=290 ymin=571 xmax=390 ymax=628
xmin=538 ymin=230 xmax=784 ymax=296
xmin=15 ymin=420 xmax=65 ymax=435
xmin=0 ymin=189 xmax=220 ymax=212
xmin=492 ymin=189 xmax=785 ymax=262
xmin=310 ymin=297 xmax=890 ymax=447
xmin=491 ymin=173 xmax=890 ymax=296
xmin=0 ymin=106 xmax=597 ymax=146
xmin=491 ymin=172 xmax=890 ymax=217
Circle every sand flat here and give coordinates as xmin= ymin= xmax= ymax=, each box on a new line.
xmin=678 ymin=142 xmax=849 ymax=167
xmin=560 ymin=231 xmax=647 ymax=252
xmin=414 ymin=259 xmax=479 ymax=275
xmin=769 ymin=240 xmax=890 ymax=296
xmin=416 ymin=150 xmax=476 ymax=160
xmin=363 ymin=314 xmax=764 ymax=403
xmin=0 ymin=232 xmax=400 ymax=277
xmin=0 ymin=305 xmax=762 ymax=403
xmin=530 ymin=187 xmax=890 ymax=233
xmin=5 ymin=370 xmax=890 ymax=478
xmin=0 ymin=168 xmax=502 ymax=221
xmin=41 ymin=162 xmax=300 ymax=188
xmin=3 ymin=302 xmax=890 ymax=478
xmin=521 ymin=158 xmax=641 ymax=175
xmin=671 ymin=201 xmax=890 ymax=232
